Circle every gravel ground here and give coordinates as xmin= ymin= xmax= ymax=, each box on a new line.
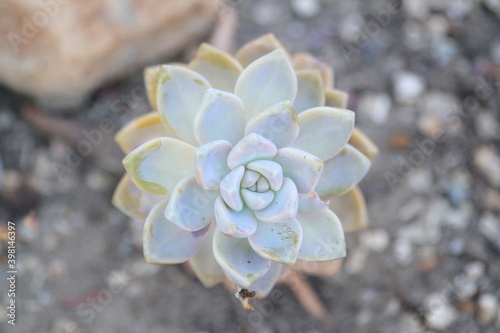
xmin=1 ymin=0 xmax=500 ymax=332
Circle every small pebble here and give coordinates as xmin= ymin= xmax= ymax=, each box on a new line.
xmin=476 ymin=112 xmax=498 ymax=139
xmin=482 ymin=189 xmax=500 ymax=212
xmin=407 ymin=168 xmax=433 ymax=193
xmin=473 ymin=145 xmax=500 ymax=187
xmin=394 ymin=239 xmax=413 ymax=266
xmin=357 ymin=92 xmax=392 ymax=125
xmin=446 ymin=170 xmax=470 ymax=207
xmin=425 ymin=293 xmax=458 ymax=330
xmin=393 ymin=71 xmax=426 ymax=104
xmin=491 ymin=40 xmax=500 ymax=64
xmin=403 ymin=0 xmax=429 ymax=20
xmin=479 ymin=213 xmax=500 ymax=249
xmin=251 ymin=1 xmax=285 ymax=26
xmin=448 ymin=238 xmax=465 ymax=256
xmin=291 ymin=0 xmax=320 ymax=19
xmin=345 ymin=248 xmax=368 ymax=274
xmin=464 ymin=261 xmax=486 ymax=281
xmin=51 ymin=318 xmax=81 ymax=333
xmin=453 ymin=274 xmax=478 ymax=300
xmin=360 ymin=229 xmax=390 ymax=252
xmin=478 ymin=294 xmax=498 ymax=325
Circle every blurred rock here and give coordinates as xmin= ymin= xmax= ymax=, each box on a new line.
xmin=482 ymin=189 xmax=500 ymax=212
xmin=51 ymin=318 xmax=80 ymax=333
xmin=476 ymin=112 xmax=498 ymax=139
xmin=291 ymin=0 xmax=321 ymax=19
xmin=0 ymin=0 xmax=218 ymax=109
xmin=425 ymin=293 xmax=458 ymax=330
xmin=417 ymin=91 xmax=461 ymax=137
xmin=251 ymin=1 xmax=287 ymax=26
xmin=446 ymin=169 xmax=470 ymax=207
xmin=473 ymin=145 xmax=500 ymax=187
xmin=407 ymin=168 xmax=433 ymax=193
xmin=394 ymin=239 xmax=413 ymax=266
xmin=454 ymin=274 xmax=478 ymax=300
xmin=345 ymin=248 xmax=368 ymax=274
xmin=478 ymin=294 xmax=498 ymax=325
xmin=393 ymin=71 xmax=425 ymax=104
xmin=479 ymin=213 xmax=500 ymax=250
xmin=357 ymin=92 xmax=392 ymax=125
xmin=484 ymin=0 xmax=500 ymax=18
xmin=360 ymin=229 xmax=390 ymax=252
xmin=464 ymin=261 xmax=485 ymax=281
xmin=492 ymin=40 xmax=500 ymax=64
xmin=403 ymin=0 xmax=429 ymax=20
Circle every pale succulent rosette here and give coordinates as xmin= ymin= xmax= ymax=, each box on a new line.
xmin=113 ymin=34 xmax=378 ymax=297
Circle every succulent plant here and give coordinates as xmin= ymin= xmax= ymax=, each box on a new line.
xmin=113 ymin=34 xmax=378 ymax=299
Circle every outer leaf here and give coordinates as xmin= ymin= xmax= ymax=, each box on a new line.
xmin=112 ymin=174 xmax=165 ymax=222
xmin=292 ymin=52 xmax=334 ymax=89
xmin=248 ymin=263 xmax=283 ymax=299
xmin=143 ymin=199 xmax=209 ymax=264
xmin=235 ymin=33 xmax=290 ymax=67
xmin=189 ymin=43 xmax=243 ymax=92
xmin=315 ymin=144 xmax=371 ymax=198
xmin=248 ymin=219 xmax=303 ymax=265
xmin=156 ymin=65 xmax=211 ymax=145
xmin=164 ymin=176 xmax=217 ymax=232
xmin=194 ymin=89 xmax=245 ymax=145
xmin=115 ymin=112 xmax=172 ymax=154
xmin=235 ymin=49 xmax=297 ymax=120
xmin=213 ymin=230 xmax=271 ymax=287
xmin=349 ymin=127 xmax=379 ymax=160
xmin=123 ymin=138 xmax=195 ymax=195
xmin=297 ymin=208 xmax=346 ymax=261
xmin=325 ymin=89 xmax=349 ymax=108
xmin=294 ymin=70 xmax=325 ymax=114
xmin=188 ymin=225 xmax=225 ymax=288
xmin=144 ymin=65 xmax=161 ymax=110
xmin=328 ymin=187 xmax=369 ymax=233
xmin=292 ymin=107 xmax=355 ymax=161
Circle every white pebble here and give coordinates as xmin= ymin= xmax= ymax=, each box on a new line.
xmin=393 ymin=71 xmax=426 ymax=104
xmin=357 ymin=93 xmax=392 ymax=125
xmin=360 ymin=229 xmax=390 ymax=252
xmin=478 ymin=294 xmax=498 ymax=325
xmin=474 ymin=145 xmax=500 ymax=187
xmin=291 ymin=0 xmax=320 ymax=18
xmin=464 ymin=261 xmax=485 ymax=281
xmin=425 ymin=294 xmax=458 ymax=330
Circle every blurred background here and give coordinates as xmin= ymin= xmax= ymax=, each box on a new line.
xmin=0 ymin=0 xmax=499 ymax=332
